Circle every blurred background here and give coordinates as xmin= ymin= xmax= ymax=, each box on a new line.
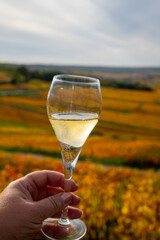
xmin=0 ymin=0 xmax=160 ymax=239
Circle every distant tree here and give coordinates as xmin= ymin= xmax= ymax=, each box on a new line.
xmin=11 ymin=72 xmax=25 ymax=84
xmin=11 ymin=66 xmax=30 ymax=84
xmin=29 ymin=71 xmax=61 ymax=82
xmin=101 ymin=79 xmax=152 ymax=91
xmin=17 ymin=65 xmax=30 ymax=82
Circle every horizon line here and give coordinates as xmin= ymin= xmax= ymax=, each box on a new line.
xmin=0 ymin=62 xmax=160 ymax=69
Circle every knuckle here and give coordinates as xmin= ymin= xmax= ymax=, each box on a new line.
xmin=48 ymin=196 xmax=62 ymax=212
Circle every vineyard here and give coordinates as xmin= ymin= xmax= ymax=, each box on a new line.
xmin=0 ymin=69 xmax=160 ymax=239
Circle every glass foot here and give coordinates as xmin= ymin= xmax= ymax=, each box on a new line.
xmin=41 ymin=218 xmax=87 ymax=240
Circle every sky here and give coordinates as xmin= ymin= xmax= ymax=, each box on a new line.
xmin=0 ymin=0 xmax=160 ymax=67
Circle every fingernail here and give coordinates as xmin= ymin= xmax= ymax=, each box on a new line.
xmin=61 ymin=192 xmax=72 ymax=204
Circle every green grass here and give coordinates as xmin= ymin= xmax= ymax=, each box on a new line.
xmin=89 ymin=156 xmax=160 ymax=170
xmin=0 ymin=146 xmax=61 ymax=159
xmin=98 ymin=120 xmax=160 ymax=138
xmin=0 ymin=120 xmax=50 ymax=131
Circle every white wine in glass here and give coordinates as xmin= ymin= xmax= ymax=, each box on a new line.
xmin=41 ymin=75 xmax=102 ymax=240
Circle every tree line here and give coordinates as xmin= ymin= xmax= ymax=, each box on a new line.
xmin=11 ymin=65 xmax=61 ymax=84
xmin=100 ymin=79 xmax=152 ymax=91
xmin=7 ymin=65 xmax=153 ymax=91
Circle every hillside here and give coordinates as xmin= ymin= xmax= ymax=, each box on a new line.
xmin=0 ymin=67 xmax=160 ymax=240
xmin=0 ymin=67 xmax=160 ymax=168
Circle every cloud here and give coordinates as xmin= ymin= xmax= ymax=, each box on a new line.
xmin=0 ymin=0 xmax=160 ymax=66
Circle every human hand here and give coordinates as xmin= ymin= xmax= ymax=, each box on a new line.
xmin=0 ymin=170 xmax=82 ymax=240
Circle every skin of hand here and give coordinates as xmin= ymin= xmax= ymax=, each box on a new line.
xmin=0 ymin=170 xmax=82 ymax=240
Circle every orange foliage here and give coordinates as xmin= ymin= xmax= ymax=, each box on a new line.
xmin=0 ymin=101 xmax=49 ymax=128
xmin=84 ymin=137 xmax=160 ymax=164
xmin=0 ymin=87 xmax=160 ymax=168
xmin=0 ymin=82 xmax=160 ymax=239
xmin=1 ymin=151 xmax=160 ymax=239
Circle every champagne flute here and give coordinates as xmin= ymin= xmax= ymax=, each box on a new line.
xmin=41 ymin=74 xmax=102 ymax=240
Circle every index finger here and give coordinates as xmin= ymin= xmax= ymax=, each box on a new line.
xmin=21 ymin=170 xmax=78 ymax=192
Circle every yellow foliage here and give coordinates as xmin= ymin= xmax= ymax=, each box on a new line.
xmin=0 ymin=83 xmax=160 ymax=239
xmin=0 ymin=151 xmax=160 ymax=239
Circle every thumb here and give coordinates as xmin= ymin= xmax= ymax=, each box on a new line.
xmin=35 ymin=192 xmax=72 ymax=221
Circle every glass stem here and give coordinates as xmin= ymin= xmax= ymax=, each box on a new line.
xmin=58 ymin=164 xmax=73 ymax=226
